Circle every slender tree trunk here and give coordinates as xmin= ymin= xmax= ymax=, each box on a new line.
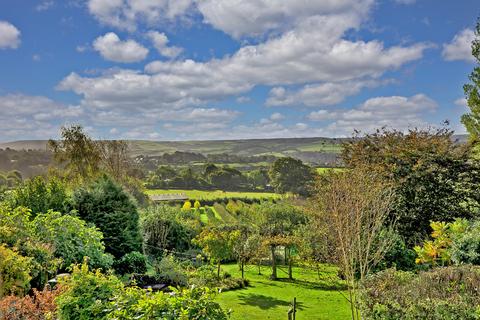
xmin=288 ymin=252 xmax=293 ymax=280
xmin=217 ymin=261 xmax=221 ymax=278
xmin=270 ymin=245 xmax=277 ymax=280
xmin=241 ymin=260 xmax=245 ymax=279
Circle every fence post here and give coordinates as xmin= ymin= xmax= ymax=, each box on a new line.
xmin=287 ymin=297 xmax=297 ymax=320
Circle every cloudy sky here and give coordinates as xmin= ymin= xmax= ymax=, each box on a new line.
xmin=0 ymin=0 xmax=478 ymax=141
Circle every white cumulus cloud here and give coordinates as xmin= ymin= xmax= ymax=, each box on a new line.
xmin=0 ymin=21 xmax=20 ymax=49
xmin=93 ymin=32 xmax=149 ymax=63
xmin=147 ymin=31 xmax=183 ymax=58
xmin=443 ymin=29 xmax=476 ymax=62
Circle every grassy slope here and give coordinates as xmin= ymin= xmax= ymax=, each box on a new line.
xmin=0 ymin=137 xmax=344 ymax=157
xmin=145 ymin=189 xmax=280 ymax=200
xmin=217 ymin=264 xmax=350 ymax=320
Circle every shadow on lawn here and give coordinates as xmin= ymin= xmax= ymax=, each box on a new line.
xmin=237 ymin=293 xmax=290 ymax=310
xmin=237 ymin=293 xmax=306 ymax=311
xmin=276 ymin=278 xmax=347 ymax=291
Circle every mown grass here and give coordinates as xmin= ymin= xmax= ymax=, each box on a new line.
xmin=145 ymin=189 xmax=280 ymax=200
xmin=216 ymin=264 xmax=350 ymax=320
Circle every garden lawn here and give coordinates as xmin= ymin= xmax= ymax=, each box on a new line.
xmin=216 ymin=264 xmax=350 ymax=320
xmin=316 ymin=167 xmax=346 ymax=174
xmin=145 ymin=189 xmax=280 ymax=200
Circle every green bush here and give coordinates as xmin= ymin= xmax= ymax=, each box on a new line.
xmin=33 ymin=211 xmax=113 ymax=271
xmin=114 ymin=251 xmax=147 ymax=275
xmin=373 ymin=230 xmax=416 ymax=272
xmin=0 ymin=245 xmax=32 ymax=298
xmin=72 ymin=176 xmax=142 ymax=259
xmin=153 ymin=255 xmax=188 ymax=287
xmin=56 ymin=261 xmax=123 ymax=320
xmin=0 ymin=206 xmax=60 ymax=289
xmin=189 ymin=265 xmax=248 ymax=291
xmin=141 ymin=205 xmax=197 ymax=259
xmin=7 ymin=176 xmax=69 ymax=217
xmin=360 ymin=265 xmax=480 ymax=320
xmin=107 ymin=286 xmax=229 ymax=320
xmin=451 ymin=221 xmax=480 ymax=265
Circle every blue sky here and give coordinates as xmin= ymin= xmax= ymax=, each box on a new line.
xmin=0 ymin=0 xmax=478 ymax=141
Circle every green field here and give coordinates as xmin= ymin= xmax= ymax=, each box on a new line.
xmin=216 ymin=264 xmax=350 ymax=320
xmin=145 ymin=189 xmax=280 ymax=200
xmin=316 ymin=167 xmax=346 ymax=174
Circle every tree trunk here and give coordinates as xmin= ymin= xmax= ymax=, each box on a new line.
xmin=241 ymin=260 xmax=245 ymax=279
xmin=217 ymin=261 xmax=221 ymax=278
xmin=288 ymin=258 xmax=293 ymax=280
xmin=270 ymin=245 xmax=277 ymax=280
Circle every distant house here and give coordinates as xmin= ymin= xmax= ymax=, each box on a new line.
xmin=150 ymin=193 xmax=189 ymax=202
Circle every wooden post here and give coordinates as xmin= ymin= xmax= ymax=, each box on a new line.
xmin=287 ymin=297 xmax=297 ymax=320
xmin=293 ymin=297 xmax=296 ymax=320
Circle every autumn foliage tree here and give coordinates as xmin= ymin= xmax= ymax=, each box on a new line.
xmin=342 ymin=127 xmax=480 ymax=244
xmin=312 ymin=169 xmax=396 ymax=320
xmin=194 ymin=226 xmax=235 ymax=278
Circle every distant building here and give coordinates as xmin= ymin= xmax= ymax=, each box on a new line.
xmin=149 ymin=193 xmax=189 ymax=202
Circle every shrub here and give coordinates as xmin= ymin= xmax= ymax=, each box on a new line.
xmin=0 ymin=245 xmax=32 ymax=298
xmin=0 ymin=206 xmax=60 ymax=289
xmin=0 ymin=287 xmax=64 ymax=320
xmin=451 ymin=221 xmax=480 ymax=265
xmin=7 ymin=176 xmax=69 ymax=217
xmin=194 ymin=200 xmax=201 ymax=209
xmin=141 ymin=205 xmax=196 ymax=259
xmin=114 ymin=251 xmax=147 ymax=275
xmin=72 ymin=176 xmax=142 ymax=259
xmin=182 ymin=200 xmax=192 ymax=211
xmin=373 ymin=230 xmax=416 ymax=272
xmin=414 ymin=219 xmax=468 ymax=267
xmin=55 ymin=261 xmax=123 ymax=320
xmin=33 ymin=211 xmax=113 ymax=271
xmin=153 ymin=255 xmax=188 ymax=287
xmin=360 ymin=265 xmax=480 ymax=319
xmin=107 ymin=286 xmax=229 ymax=320
xmin=189 ymin=265 xmax=248 ymax=291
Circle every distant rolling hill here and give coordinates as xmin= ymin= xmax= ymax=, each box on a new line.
xmin=0 ymin=137 xmax=344 ymax=156
xmin=0 ymin=134 xmax=468 ymax=166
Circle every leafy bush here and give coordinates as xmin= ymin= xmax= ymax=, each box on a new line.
xmin=0 ymin=206 xmax=60 ymax=289
xmin=114 ymin=251 xmax=147 ymax=275
xmin=373 ymin=230 xmax=416 ymax=272
xmin=451 ymin=221 xmax=480 ymax=265
xmin=153 ymin=255 xmax=188 ymax=287
xmin=56 ymin=261 xmax=123 ymax=320
xmin=360 ymin=265 xmax=480 ymax=320
xmin=72 ymin=176 xmax=142 ymax=258
xmin=0 ymin=245 xmax=32 ymax=298
xmin=141 ymin=205 xmax=196 ymax=259
xmin=7 ymin=176 xmax=69 ymax=217
xmin=414 ymin=219 xmax=469 ymax=267
xmin=194 ymin=200 xmax=201 ymax=209
xmin=182 ymin=200 xmax=192 ymax=210
xmin=33 ymin=211 xmax=113 ymax=271
xmin=107 ymin=286 xmax=229 ymax=320
xmin=0 ymin=287 xmax=64 ymax=320
xmin=189 ymin=265 xmax=249 ymax=291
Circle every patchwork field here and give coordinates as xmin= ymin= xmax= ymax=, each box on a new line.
xmin=145 ymin=189 xmax=280 ymax=201
xmin=216 ymin=264 xmax=350 ymax=320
